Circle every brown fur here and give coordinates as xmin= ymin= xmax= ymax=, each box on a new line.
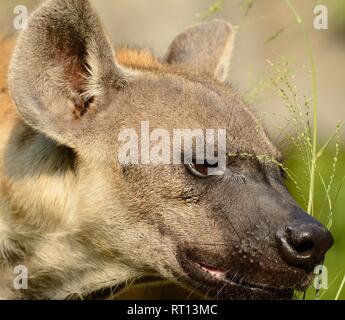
xmin=0 ymin=36 xmax=21 ymax=206
xmin=0 ymin=35 xmax=17 ymax=129
xmin=116 ymin=48 xmax=164 ymax=72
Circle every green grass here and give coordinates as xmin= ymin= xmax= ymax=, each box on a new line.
xmin=241 ymin=0 xmax=345 ymax=300
xmin=274 ymin=0 xmax=344 ymax=300
xmin=248 ymin=50 xmax=345 ymax=301
xmin=286 ymin=149 xmax=345 ymax=300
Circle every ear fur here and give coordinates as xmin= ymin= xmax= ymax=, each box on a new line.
xmin=8 ymin=0 xmax=134 ymax=146
xmin=164 ymin=20 xmax=236 ymax=82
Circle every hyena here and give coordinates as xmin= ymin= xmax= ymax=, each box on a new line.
xmin=0 ymin=0 xmax=333 ymax=300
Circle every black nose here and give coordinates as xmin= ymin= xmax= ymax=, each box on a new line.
xmin=277 ymin=222 xmax=333 ymax=270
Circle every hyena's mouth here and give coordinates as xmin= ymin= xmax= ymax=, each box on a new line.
xmin=177 ymin=251 xmax=295 ymax=300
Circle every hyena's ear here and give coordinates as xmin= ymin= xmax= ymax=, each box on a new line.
xmin=164 ymin=20 xmax=235 ymax=82
xmin=8 ymin=0 xmax=134 ymax=147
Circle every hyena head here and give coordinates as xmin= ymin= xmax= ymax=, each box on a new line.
xmin=8 ymin=0 xmax=333 ymax=299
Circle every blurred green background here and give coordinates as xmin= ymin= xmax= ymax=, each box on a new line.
xmin=0 ymin=0 xmax=344 ymax=300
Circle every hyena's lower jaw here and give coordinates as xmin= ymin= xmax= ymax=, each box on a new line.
xmin=176 ymin=250 xmax=295 ymax=300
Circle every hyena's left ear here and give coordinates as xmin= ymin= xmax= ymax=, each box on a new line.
xmin=8 ymin=0 xmax=134 ymax=147
xmin=164 ymin=20 xmax=236 ymax=82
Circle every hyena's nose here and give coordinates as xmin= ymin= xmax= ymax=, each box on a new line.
xmin=277 ymin=222 xmax=333 ymax=270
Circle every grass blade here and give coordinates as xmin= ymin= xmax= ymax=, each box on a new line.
xmin=335 ymin=273 xmax=345 ymax=300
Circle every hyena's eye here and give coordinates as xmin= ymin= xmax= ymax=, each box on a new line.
xmin=185 ymin=159 xmax=218 ymax=178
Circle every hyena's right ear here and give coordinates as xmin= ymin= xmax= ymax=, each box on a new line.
xmin=8 ymin=0 xmax=134 ymax=147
